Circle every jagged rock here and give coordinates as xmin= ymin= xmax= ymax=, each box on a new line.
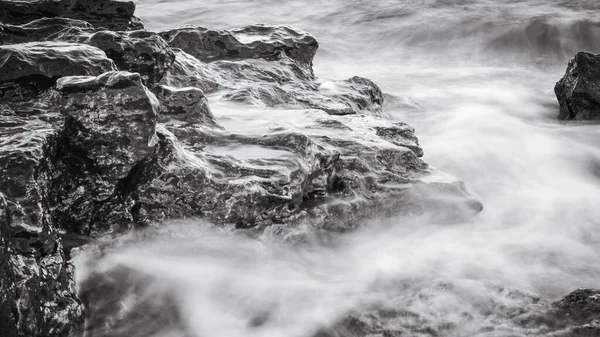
xmin=0 ymin=110 xmax=84 ymax=337
xmin=162 ymin=49 xmax=384 ymax=115
xmin=0 ymin=42 xmax=117 ymax=101
xmin=547 ymin=288 xmax=600 ymax=336
xmin=67 ymin=30 xmax=176 ymax=86
xmin=0 ymin=18 xmax=93 ymax=45
xmin=152 ymin=85 xmax=219 ymax=126
xmin=159 ymin=48 xmax=220 ymax=92
xmin=555 ymin=51 xmax=600 ymax=120
xmin=50 ymin=71 xmax=159 ymax=236
xmin=0 ymin=20 xmax=485 ymax=337
xmin=159 ymin=25 xmax=318 ymax=68
xmin=0 ymin=0 xmax=143 ymax=31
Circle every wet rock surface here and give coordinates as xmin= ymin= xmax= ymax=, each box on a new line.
xmin=0 ymin=0 xmax=595 ymax=336
xmin=159 ymin=25 xmax=318 ymax=67
xmin=555 ymin=51 xmax=600 ymax=120
xmin=0 ymin=0 xmax=143 ymax=31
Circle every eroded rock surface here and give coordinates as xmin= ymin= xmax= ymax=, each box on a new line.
xmin=555 ymin=51 xmax=600 ymax=120
xmin=0 ymin=0 xmax=143 ymax=31
xmin=0 ymin=3 xmax=487 ymax=336
xmin=160 ymin=25 xmax=318 ymax=67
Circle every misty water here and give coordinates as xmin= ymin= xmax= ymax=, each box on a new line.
xmin=75 ymin=1 xmax=600 ymax=336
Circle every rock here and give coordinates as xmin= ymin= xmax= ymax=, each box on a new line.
xmin=0 ymin=21 xmax=484 ymax=337
xmin=162 ymin=49 xmax=384 ymax=115
xmin=50 ymin=71 xmax=159 ymax=236
xmin=152 ymin=85 xmax=219 ymax=126
xmin=555 ymin=51 xmax=600 ymax=120
xmin=0 ymin=0 xmax=144 ymax=31
xmin=69 ymin=30 xmax=176 ymax=86
xmin=0 ymin=109 xmax=84 ymax=337
xmin=0 ymin=18 xmax=94 ymax=45
xmin=159 ymin=24 xmax=318 ymax=68
xmin=0 ymin=42 xmax=116 ymax=101
xmin=77 ymin=259 xmax=189 ymax=337
xmin=552 ymin=289 xmax=600 ymax=323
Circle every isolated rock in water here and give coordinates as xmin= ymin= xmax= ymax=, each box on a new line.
xmin=153 ymin=85 xmax=219 ymax=126
xmin=0 ymin=42 xmax=117 ymax=100
xmin=159 ymin=25 xmax=318 ymax=67
xmin=0 ymin=0 xmax=143 ymax=31
xmin=555 ymin=51 xmax=600 ymax=120
xmin=70 ymin=30 xmax=176 ymax=86
xmin=0 ymin=18 xmax=94 ymax=45
xmin=51 ymin=71 xmax=159 ymax=236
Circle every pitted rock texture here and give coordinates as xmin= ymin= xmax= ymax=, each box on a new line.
xmin=555 ymin=51 xmax=600 ymax=120
xmin=0 ymin=18 xmax=94 ymax=45
xmin=0 ymin=42 xmax=116 ymax=101
xmin=50 ymin=71 xmax=159 ymax=236
xmin=0 ymin=0 xmax=143 ymax=31
xmin=161 ymin=48 xmax=385 ymax=115
xmin=66 ymin=30 xmax=176 ymax=87
xmin=152 ymin=85 xmax=219 ymax=126
xmin=317 ymin=286 xmax=600 ymax=337
xmin=160 ymin=25 xmax=318 ymax=67
xmin=0 ymin=6 xmax=485 ymax=336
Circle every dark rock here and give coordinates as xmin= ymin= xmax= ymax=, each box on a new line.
xmin=0 ymin=0 xmax=144 ymax=31
xmin=552 ymin=289 xmax=600 ymax=326
xmin=0 ymin=18 xmax=93 ymax=45
xmin=152 ymin=85 xmax=219 ymax=126
xmin=159 ymin=48 xmax=220 ymax=92
xmin=77 ymin=260 xmax=190 ymax=337
xmin=159 ymin=24 xmax=318 ymax=67
xmin=0 ymin=42 xmax=116 ymax=101
xmin=69 ymin=30 xmax=175 ymax=86
xmin=48 ymin=71 xmax=159 ymax=236
xmin=555 ymin=51 xmax=600 ymax=120
xmin=0 ymin=107 xmax=84 ymax=336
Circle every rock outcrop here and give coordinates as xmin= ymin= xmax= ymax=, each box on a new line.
xmin=0 ymin=1 xmax=487 ymax=336
xmin=0 ymin=0 xmax=143 ymax=31
xmin=159 ymin=25 xmax=318 ymax=67
xmin=555 ymin=51 xmax=600 ymax=120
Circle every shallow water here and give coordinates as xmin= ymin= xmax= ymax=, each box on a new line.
xmin=76 ymin=1 xmax=600 ymax=336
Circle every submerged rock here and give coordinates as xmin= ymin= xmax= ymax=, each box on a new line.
xmin=0 ymin=0 xmax=143 ymax=31
xmin=555 ymin=51 xmax=600 ymax=120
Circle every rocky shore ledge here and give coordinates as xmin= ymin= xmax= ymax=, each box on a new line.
xmin=0 ymin=0 xmax=597 ymax=336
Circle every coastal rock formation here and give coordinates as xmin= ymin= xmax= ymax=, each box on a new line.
xmin=68 ymin=30 xmax=176 ymax=86
xmin=159 ymin=25 xmax=318 ymax=67
xmin=51 ymin=71 xmax=159 ymax=236
xmin=0 ymin=18 xmax=93 ymax=45
xmin=555 ymin=51 xmax=600 ymax=120
xmin=0 ymin=0 xmax=143 ymax=31
xmin=0 ymin=42 xmax=116 ymax=100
